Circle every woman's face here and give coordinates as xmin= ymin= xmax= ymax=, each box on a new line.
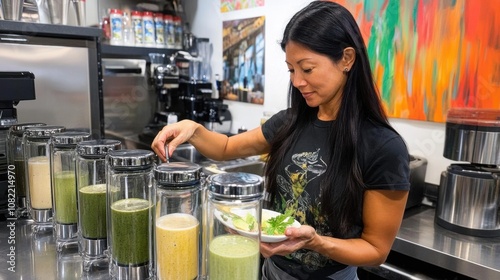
xmin=285 ymin=41 xmax=348 ymax=120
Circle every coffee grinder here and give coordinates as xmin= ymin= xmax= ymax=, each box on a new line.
xmin=175 ymin=38 xmax=226 ymax=130
xmin=0 ymin=72 xmax=36 ymax=217
xmin=140 ymin=38 xmax=230 ymax=145
xmin=139 ymin=54 xmax=181 ymax=144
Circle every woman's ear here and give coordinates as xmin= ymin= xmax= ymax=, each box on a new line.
xmin=342 ymin=47 xmax=356 ymax=71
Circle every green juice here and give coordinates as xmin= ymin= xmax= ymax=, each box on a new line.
xmin=14 ymin=159 xmax=27 ymax=198
xmin=79 ymin=184 xmax=107 ymax=239
xmin=209 ymin=234 xmax=260 ymax=280
xmin=54 ymin=171 xmax=77 ymax=224
xmin=111 ymin=198 xmax=151 ymax=265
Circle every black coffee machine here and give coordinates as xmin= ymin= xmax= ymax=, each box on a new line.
xmin=0 ymin=72 xmax=36 ymax=217
xmin=140 ymin=49 xmax=230 ymax=145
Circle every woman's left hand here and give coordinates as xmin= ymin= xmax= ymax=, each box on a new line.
xmin=260 ymin=225 xmax=317 ymax=258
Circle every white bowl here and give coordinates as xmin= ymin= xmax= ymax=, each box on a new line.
xmin=214 ymin=208 xmax=301 ymax=243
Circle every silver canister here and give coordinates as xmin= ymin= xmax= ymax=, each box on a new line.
xmin=206 ymin=172 xmax=264 ymax=280
xmin=436 ymin=164 xmax=500 ymax=237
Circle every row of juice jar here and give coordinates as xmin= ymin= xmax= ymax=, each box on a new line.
xmin=8 ymin=123 xmax=265 ymax=280
xmin=102 ymin=9 xmax=184 ymax=49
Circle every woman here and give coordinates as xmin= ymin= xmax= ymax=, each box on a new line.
xmin=151 ymin=1 xmax=410 ymax=279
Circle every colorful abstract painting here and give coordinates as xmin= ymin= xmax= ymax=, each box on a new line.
xmin=221 ymin=0 xmax=265 ymax=13
xmin=335 ymin=0 xmax=500 ymax=122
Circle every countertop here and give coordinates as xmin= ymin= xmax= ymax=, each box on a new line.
xmin=392 ymin=206 xmax=500 ymax=279
xmin=1 ymin=207 xmax=499 ymax=279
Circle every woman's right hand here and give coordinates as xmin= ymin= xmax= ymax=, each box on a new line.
xmin=151 ymin=120 xmax=201 ymax=162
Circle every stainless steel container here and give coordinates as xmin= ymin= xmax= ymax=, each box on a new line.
xmin=443 ymin=108 xmax=500 ymax=165
xmin=436 ymin=164 xmax=500 ymax=237
xmin=437 ymin=108 xmax=500 ymax=237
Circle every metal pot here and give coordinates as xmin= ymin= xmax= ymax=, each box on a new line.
xmin=436 ymin=164 xmax=500 ymax=237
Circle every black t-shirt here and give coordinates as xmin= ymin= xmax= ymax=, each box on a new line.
xmin=261 ymin=109 xmax=410 ymax=279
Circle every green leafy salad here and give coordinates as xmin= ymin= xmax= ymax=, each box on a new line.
xmin=221 ymin=209 xmax=296 ymax=235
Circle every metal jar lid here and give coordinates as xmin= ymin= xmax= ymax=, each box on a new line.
xmin=77 ymin=139 xmax=122 ymax=158
xmin=107 ymin=149 xmax=156 ymax=170
xmin=208 ymin=172 xmax=264 ymax=200
xmin=155 ymin=162 xmax=201 ymax=187
xmin=9 ymin=123 xmax=46 ymax=136
xmin=24 ymin=125 xmax=66 ymax=138
xmin=51 ymin=131 xmax=91 ymax=147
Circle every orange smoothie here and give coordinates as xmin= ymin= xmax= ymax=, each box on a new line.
xmin=156 ymin=213 xmax=199 ymax=280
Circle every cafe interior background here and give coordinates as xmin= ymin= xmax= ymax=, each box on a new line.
xmin=158 ymin=0 xmax=498 ymax=188
xmin=0 ymin=0 xmax=496 ymax=197
xmin=1 ymin=0 xmax=497 ymax=187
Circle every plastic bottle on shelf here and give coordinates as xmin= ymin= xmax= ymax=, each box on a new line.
xmin=173 ymin=16 xmax=183 ymax=49
xmin=143 ymin=11 xmax=155 ymax=47
xmin=109 ymin=9 xmax=124 ymax=45
xmin=100 ymin=16 xmax=111 ymax=41
xmin=154 ymin=13 xmax=165 ymax=48
xmin=164 ymin=14 xmax=175 ymax=49
xmin=122 ymin=12 xmax=135 ymax=46
xmin=131 ymin=11 xmax=143 ymax=46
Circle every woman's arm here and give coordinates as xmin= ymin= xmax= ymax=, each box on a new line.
xmin=151 ymin=120 xmax=271 ymax=162
xmin=260 ymin=189 xmax=408 ymax=266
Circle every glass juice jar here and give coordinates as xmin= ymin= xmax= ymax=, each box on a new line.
xmin=154 ymin=162 xmax=203 ymax=280
xmin=7 ymin=122 xmax=46 ymax=218
xmin=206 ymin=172 xmax=264 ymax=280
xmin=107 ymin=149 xmax=156 ymax=280
xmin=24 ymin=125 xmax=66 ymax=232
xmin=50 ymin=131 xmax=91 ymax=252
xmin=76 ymin=139 xmax=122 ymax=271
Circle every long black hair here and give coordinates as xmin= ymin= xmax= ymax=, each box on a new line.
xmin=265 ymin=0 xmax=395 ymax=237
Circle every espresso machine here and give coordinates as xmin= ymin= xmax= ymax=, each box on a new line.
xmin=436 ymin=108 xmax=500 ymax=237
xmin=0 ymin=72 xmax=37 ymax=217
xmin=140 ymin=38 xmax=231 ymax=145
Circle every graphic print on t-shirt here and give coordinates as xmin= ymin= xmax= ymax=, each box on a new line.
xmin=277 ymin=148 xmax=326 ymax=224
xmin=276 ymin=148 xmax=332 ymax=271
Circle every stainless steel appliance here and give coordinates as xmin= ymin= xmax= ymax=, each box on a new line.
xmin=0 ymin=22 xmax=103 ymax=138
xmin=0 ymin=72 xmax=36 ymax=217
xmin=436 ymin=108 xmax=500 ymax=237
xmin=102 ymin=58 xmax=155 ymax=136
xmin=0 ymin=22 xmax=103 ymax=218
xmin=139 ymin=47 xmax=231 ymax=145
xmin=407 ymin=154 xmax=428 ymax=209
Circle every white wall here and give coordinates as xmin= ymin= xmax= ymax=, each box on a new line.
xmin=183 ymin=0 xmax=460 ymax=186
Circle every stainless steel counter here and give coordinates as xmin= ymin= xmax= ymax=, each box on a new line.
xmin=1 ymin=207 xmax=499 ymax=279
xmin=393 ymin=206 xmax=500 ymax=279
xmin=0 ymin=219 xmax=108 ymax=279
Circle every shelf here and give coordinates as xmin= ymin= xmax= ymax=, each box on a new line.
xmin=0 ymin=21 xmax=102 ymax=40
xmin=101 ymin=44 xmax=181 ymax=60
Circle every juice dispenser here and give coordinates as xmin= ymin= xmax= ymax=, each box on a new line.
xmin=107 ymin=149 xmax=156 ymax=280
xmin=206 ymin=172 xmax=264 ymax=280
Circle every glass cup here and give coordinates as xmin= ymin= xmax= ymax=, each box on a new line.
xmin=154 ymin=162 xmax=203 ymax=280
xmin=24 ymin=125 xmax=66 ymax=233
xmin=7 ymin=122 xmax=46 ymax=219
xmin=206 ymin=172 xmax=264 ymax=280
xmin=50 ymin=131 xmax=91 ymax=252
xmin=76 ymin=139 xmax=121 ymax=271
xmin=107 ymin=149 xmax=156 ymax=280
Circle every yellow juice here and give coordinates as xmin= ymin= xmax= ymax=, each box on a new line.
xmin=156 ymin=213 xmax=199 ymax=280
